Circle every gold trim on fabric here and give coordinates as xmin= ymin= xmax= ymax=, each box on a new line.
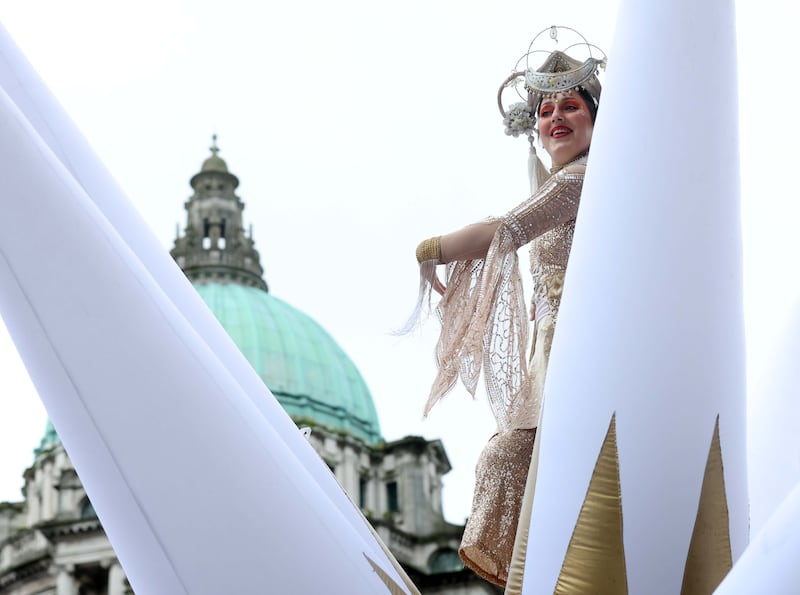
xmin=505 ymin=423 xmax=543 ymax=594
xmin=680 ymin=416 xmax=732 ymax=595
xmin=364 ymin=553 xmax=411 ymax=595
xmin=554 ymin=413 xmax=628 ymax=595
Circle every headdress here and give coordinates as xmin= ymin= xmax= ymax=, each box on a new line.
xmin=498 ymin=26 xmax=606 ymax=192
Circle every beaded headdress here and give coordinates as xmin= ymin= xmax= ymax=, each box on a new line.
xmin=524 ymin=50 xmax=604 ymax=105
xmin=498 ymin=26 xmax=606 ymax=191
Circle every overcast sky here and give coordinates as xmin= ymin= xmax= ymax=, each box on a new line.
xmin=1 ymin=0 xmax=798 ymax=526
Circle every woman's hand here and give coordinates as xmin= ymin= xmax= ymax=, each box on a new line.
xmin=432 ymin=274 xmax=446 ymax=296
xmin=422 ymin=263 xmax=446 ymax=296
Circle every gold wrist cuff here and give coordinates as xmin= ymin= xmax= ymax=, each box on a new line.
xmin=416 ymin=236 xmax=442 ymax=263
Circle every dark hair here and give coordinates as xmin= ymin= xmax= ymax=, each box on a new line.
xmin=577 ymin=87 xmax=599 ymax=124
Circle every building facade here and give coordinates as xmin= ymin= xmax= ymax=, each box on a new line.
xmin=0 ymin=140 xmax=500 ymax=595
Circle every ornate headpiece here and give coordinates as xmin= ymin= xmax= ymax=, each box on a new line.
xmin=524 ymin=50 xmax=604 ymax=104
xmin=499 ymin=26 xmax=606 ymax=136
xmin=498 ymin=26 xmax=606 ymax=191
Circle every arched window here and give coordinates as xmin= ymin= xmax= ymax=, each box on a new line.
xmin=385 ymin=481 xmax=399 ymax=513
xmin=428 ymin=548 xmax=464 ymax=574
xmin=79 ymin=496 xmax=97 ymax=519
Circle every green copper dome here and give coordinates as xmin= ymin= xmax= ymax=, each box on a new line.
xmin=35 ymin=139 xmax=383 ymax=456
xmin=195 ymin=282 xmax=382 ymax=444
xmin=34 ymin=420 xmax=60 ymax=455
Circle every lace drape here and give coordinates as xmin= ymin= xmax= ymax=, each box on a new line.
xmin=422 ymin=165 xmax=584 ymax=431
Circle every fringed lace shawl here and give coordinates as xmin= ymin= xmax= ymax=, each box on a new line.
xmin=422 ymin=165 xmax=585 ymax=431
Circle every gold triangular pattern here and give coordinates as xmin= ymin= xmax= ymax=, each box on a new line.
xmin=364 ymin=553 xmax=409 ymax=595
xmin=680 ymin=415 xmax=732 ymax=595
xmin=554 ymin=412 xmax=628 ymax=595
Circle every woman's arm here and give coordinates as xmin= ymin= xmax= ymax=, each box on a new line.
xmin=416 ymin=220 xmax=500 ymax=265
xmin=415 ymin=222 xmax=500 ymax=295
xmin=416 ymin=164 xmax=584 ymax=265
xmin=439 ymin=220 xmax=501 ymax=263
xmin=502 ymin=166 xmax=584 ymax=247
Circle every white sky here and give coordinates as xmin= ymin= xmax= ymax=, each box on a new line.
xmin=0 ymin=0 xmax=798 ymax=527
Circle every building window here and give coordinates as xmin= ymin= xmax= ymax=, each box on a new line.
xmin=386 ymin=481 xmax=399 ymax=513
xmin=429 ymin=548 xmax=464 ymax=573
xmin=359 ymin=476 xmax=368 ymax=509
xmin=202 ymin=218 xmax=211 ymax=248
xmin=80 ymin=496 xmax=97 ymax=519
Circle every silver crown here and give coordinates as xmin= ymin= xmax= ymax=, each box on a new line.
xmin=497 ymin=26 xmax=606 ymax=128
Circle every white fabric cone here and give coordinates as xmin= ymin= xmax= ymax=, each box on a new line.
xmin=0 ymin=41 xmax=408 ymax=595
xmin=714 ymin=482 xmax=800 ymax=594
xmin=748 ymin=303 xmax=800 ymax=537
xmin=519 ymin=0 xmax=746 ymax=593
xmin=0 ymin=25 xmax=382 ymax=557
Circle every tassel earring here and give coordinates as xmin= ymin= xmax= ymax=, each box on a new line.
xmin=527 ymin=134 xmax=549 ymax=195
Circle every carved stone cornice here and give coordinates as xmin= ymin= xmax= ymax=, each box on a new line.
xmin=0 ymin=550 xmax=51 ymax=589
xmin=38 ymin=517 xmax=102 ymax=540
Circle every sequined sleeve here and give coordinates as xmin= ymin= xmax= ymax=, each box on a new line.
xmin=502 ymin=168 xmax=583 ymax=248
xmin=423 ymin=169 xmax=584 ymax=431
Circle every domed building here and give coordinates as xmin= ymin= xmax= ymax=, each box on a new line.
xmin=0 ymin=139 xmax=501 ymax=594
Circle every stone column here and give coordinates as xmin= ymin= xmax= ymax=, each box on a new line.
xmin=340 ymin=445 xmax=358 ymax=497
xmin=55 ymin=566 xmax=78 ymax=595
xmin=27 ymin=485 xmax=40 ymax=526
xmin=41 ymin=462 xmax=54 ymax=520
xmin=107 ymin=561 xmax=127 ymax=595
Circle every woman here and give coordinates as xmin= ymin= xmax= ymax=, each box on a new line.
xmin=413 ymin=30 xmax=605 ymax=587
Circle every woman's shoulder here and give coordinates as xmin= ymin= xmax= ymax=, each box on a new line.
xmin=558 ymin=163 xmax=586 ymax=176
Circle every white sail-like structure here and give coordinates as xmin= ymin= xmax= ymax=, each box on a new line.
xmin=0 ymin=25 xmax=413 ymax=595
xmin=517 ymin=0 xmax=747 ymax=593
xmin=748 ymin=303 xmax=800 ymax=537
xmin=714 ymin=482 xmax=800 ymax=594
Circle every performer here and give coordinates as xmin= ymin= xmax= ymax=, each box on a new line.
xmin=413 ymin=27 xmax=605 ymax=586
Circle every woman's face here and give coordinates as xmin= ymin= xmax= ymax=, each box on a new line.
xmin=538 ymin=91 xmax=594 ymax=166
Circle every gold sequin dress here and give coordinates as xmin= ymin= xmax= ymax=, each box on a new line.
xmin=425 ymin=158 xmax=586 ymax=586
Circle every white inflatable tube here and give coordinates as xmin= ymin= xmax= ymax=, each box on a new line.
xmin=518 ymin=0 xmax=747 ymax=592
xmin=714 ymin=483 xmax=800 ymax=594
xmin=0 ymin=21 xmax=385 ymax=547
xmin=0 ymin=23 xmax=407 ymax=589
xmin=0 ymin=68 xmax=407 ymax=595
xmin=748 ymin=303 xmax=800 ymax=537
